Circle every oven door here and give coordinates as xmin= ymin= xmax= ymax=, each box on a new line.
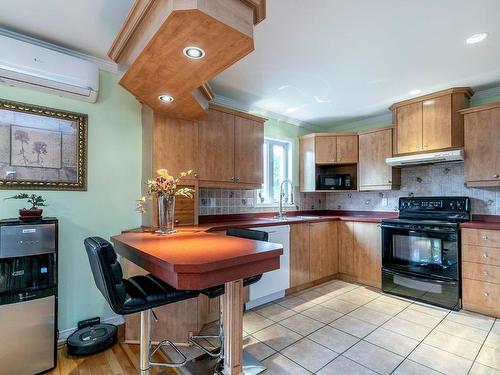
xmin=381 ymin=223 xmax=459 ymax=280
xmin=382 ymin=268 xmax=460 ymax=310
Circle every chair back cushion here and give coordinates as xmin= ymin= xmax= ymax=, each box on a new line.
xmin=226 ymin=228 xmax=268 ymax=242
xmin=84 ymin=237 xmax=128 ymax=313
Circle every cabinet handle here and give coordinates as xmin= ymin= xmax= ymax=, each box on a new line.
xmin=483 ymin=253 xmax=489 ymax=258
xmin=231 ymin=177 xmax=235 ymax=181
xmin=483 ymin=236 xmax=489 ymax=240
xmin=493 ymin=174 xmax=499 ymax=179
xmin=483 ymin=271 xmax=489 ymax=276
xmin=484 ymin=292 xmax=489 ymax=297
xmin=236 ymin=177 xmax=240 ymax=181
xmin=194 ymin=173 xmax=198 ymax=178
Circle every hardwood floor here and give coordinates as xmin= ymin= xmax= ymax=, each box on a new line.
xmin=48 ymin=343 xmax=180 ymax=375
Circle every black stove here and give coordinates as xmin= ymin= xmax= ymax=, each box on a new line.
xmin=381 ymin=197 xmax=470 ymax=310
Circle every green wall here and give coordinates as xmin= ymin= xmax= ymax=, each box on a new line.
xmin=0 ymin=71 xmax=142 ymax=332
xmin=264 ymin=118 xmax=316 ymax=186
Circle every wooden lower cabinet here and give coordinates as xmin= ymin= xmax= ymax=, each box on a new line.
xmin=338 ymin=221 xmax=382 ymax=288
xmin=290 ymin=223 xmax=311 ymax=288
xmin=289 ymin=221 xmax=381 ymax=290
xmin=310 ymin=222 xmax=338 ymax=280
xmin=338 ymin=221 xmax=355 ymax=276
xmin=462 ymin=228 xmax=500 ymax=317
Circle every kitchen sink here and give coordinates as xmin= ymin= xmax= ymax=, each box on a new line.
xmin=262 ymin=215 xmax=322 ymax=221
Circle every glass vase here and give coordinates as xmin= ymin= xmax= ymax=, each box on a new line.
xmin=156 ymin=195 xmax=176 ymax=234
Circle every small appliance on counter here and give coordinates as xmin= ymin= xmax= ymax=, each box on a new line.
xmin=381 ymin=197 xmax=469 ymax=310
xmin=0 ymin=217 xmax=58 ymax=375
xmin=317 ymin=173 xmax=351 ymax=190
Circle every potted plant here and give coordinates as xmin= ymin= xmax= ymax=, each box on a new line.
xmin=137 ymin=169 xmax=194 ymax=234
xmin=5 ymin=193 xmax=47 ymax=220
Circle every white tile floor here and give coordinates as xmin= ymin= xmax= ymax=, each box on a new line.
xmin=241 ymin=280 xmax=500 ymax=375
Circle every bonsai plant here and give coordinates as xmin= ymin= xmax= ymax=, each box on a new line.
xmin=5 ymin=193 xmax=47 ymax=220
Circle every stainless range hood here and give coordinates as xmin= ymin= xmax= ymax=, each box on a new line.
xmin=386 ymin=149 xmax=464 ymax=167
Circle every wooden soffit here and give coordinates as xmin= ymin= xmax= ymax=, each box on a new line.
xmin=109 ymin=0 xmax=266 ymax=120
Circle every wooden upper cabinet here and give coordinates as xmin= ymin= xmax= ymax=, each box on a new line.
xmin=336 ymin=135 xmax=358 ymax=163
xmin=197 ymin=109 xmax=235 ymax=182
xmin=234 ymin=117 xmax=263 ymax=184
xmin=422 ymin=96 xmax=451 ymax=151
xmin=315 ymin=136 xmax=337 ymax=164
xmin=309 ymin=222 xmax=338 ymax=281
xmin=391 ymin=88 xmax=473 ymax=155
xmin=315 ymin=134 xmax=358 ymax=164
xmin=358 ymin=127 xmax=400 ymax=191
xmin=300 ymin=137 xmax=316 ymax=193
xmin=197 ymin=105 xmax=265 ymax=188
xmin=396 ymin=102 xmax=423 ymax=154
xmin=153 ymin=114 xmax=198 ymax=179
xmin=461 ymin=102 xmax=500 ymax=187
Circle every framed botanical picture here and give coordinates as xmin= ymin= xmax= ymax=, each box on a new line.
xmin=0 ymin=99 xmax=87 ymax=190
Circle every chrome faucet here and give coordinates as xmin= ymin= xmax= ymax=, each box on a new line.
xmin=275 ymin=179 xmax=294 ymax=220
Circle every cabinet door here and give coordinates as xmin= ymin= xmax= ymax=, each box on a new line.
xmin=310 ymin=222 xmax=338 ymax=281
xmin=336 ymin=135 xmax=358 ymax=163
xmin=396 ymin=102 xmax=423 ymax=154
xmin=338 ymin=221 xmax=355 ymax=276
xmin=359 ymin=129 xmax=394 ymax=189
xmin=300 ymin=137 xmax=316 ymax=192
xmin=290 ymin=224 xmax=310 ymax=287
xmin=422 ymin=96 xmax=452 ymax=151
xmin=353 ymin=222 xmax=381 ymax=287
xmin=464 ymin=108 xmax=500 ymax=184
xmin=197 ymin=110 xmax=235 ymax=182
xmin=234 ymin=117 xmax=263 ymax=184
xmin=153 ymin=114 xmax=197 ymax=178
xmin=315 ymin=136 xmax=337 ymax=164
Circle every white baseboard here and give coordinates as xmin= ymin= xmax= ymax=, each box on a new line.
xmin=58 ymin=315 xmax=124 ymax=344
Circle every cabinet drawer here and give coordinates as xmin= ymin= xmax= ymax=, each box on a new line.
xmin=462 ymin=229 xmax=500 ymax=248
xmin=462 ymin=244 xmax=500 ymax=266
xmin=462 ymin=262 xmax=500 ymax=284
xmin=462 ymin=278 xmax=500 ymax=313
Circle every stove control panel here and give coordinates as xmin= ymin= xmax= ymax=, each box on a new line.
xmin=398 ymin=197 xmax=470 ymax=221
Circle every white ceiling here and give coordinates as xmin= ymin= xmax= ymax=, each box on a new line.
xmin=0 ymin=0 xmax=499 ymax=128
xmin=0 ymin=0 xmax=134 ymax=60
xmin=210 ymin=0 xmax=500 ymax=127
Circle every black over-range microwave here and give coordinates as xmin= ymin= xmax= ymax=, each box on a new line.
xmin=318 ymin=174 xmax=351 ymax=190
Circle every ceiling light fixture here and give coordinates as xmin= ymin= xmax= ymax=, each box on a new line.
xmin=183 ymin=46 xmax=205 ymax=59
xmin=409 ymin=89 xmax=422 ymax=95
xmin=158 ymin=94 xmax=174 ymax=103
xmin=466 ymin=33 xmax=488 ymax=44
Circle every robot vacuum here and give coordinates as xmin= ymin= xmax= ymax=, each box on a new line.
xmin=67 ymin=323 xmax=117 ymax=356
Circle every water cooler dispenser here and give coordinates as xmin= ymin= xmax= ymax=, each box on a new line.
xmin=0 ymin=218 xmax=58 ymax=375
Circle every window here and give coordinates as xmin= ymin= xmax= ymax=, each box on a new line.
xmin=258 ymin=138 xmax=293 ymax=205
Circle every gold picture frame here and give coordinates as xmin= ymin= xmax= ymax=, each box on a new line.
xmin=0 ymin=98 xmax=87 ymax=191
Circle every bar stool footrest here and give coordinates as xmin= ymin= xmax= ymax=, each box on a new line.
xmin=149 ymin=340 xmax=187 ymax=368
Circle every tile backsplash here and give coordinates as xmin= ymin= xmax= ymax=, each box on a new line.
xmin=326 ymin=162 xmax=500 ymax=215
xmin=199 ymin=162 xmax=500 ymax=216
xmin=199 ymin=188 xmax=326 ymax=215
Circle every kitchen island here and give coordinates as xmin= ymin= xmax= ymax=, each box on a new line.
xmin=112 ymin=230 xmax=283 ymax=375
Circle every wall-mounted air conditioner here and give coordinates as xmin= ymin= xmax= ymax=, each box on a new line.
xmin=0 ymin=35 xmax=99 ymax=102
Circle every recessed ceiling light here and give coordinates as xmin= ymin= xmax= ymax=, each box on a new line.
xmin=158 ymin=94 xmax=174 ymax=103
xmin=409 ymin=89 xmax=422 ymax=95
xmin=466 ymin=33 xmax=488 ymax=44
xmin=183 ymin=46 xmax=205 ymax=59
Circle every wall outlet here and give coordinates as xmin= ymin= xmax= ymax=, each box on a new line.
xmin=382 ymin=197 xmax=388 ymax=206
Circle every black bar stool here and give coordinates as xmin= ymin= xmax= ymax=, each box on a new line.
xmin=189 ymin=228 xmax=267 ymax=362
xmin=84 ymin=237 xmax=199 ymax=375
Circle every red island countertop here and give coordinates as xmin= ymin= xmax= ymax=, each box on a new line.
xmin=112 ymin=230 xmax=283 ymax=290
